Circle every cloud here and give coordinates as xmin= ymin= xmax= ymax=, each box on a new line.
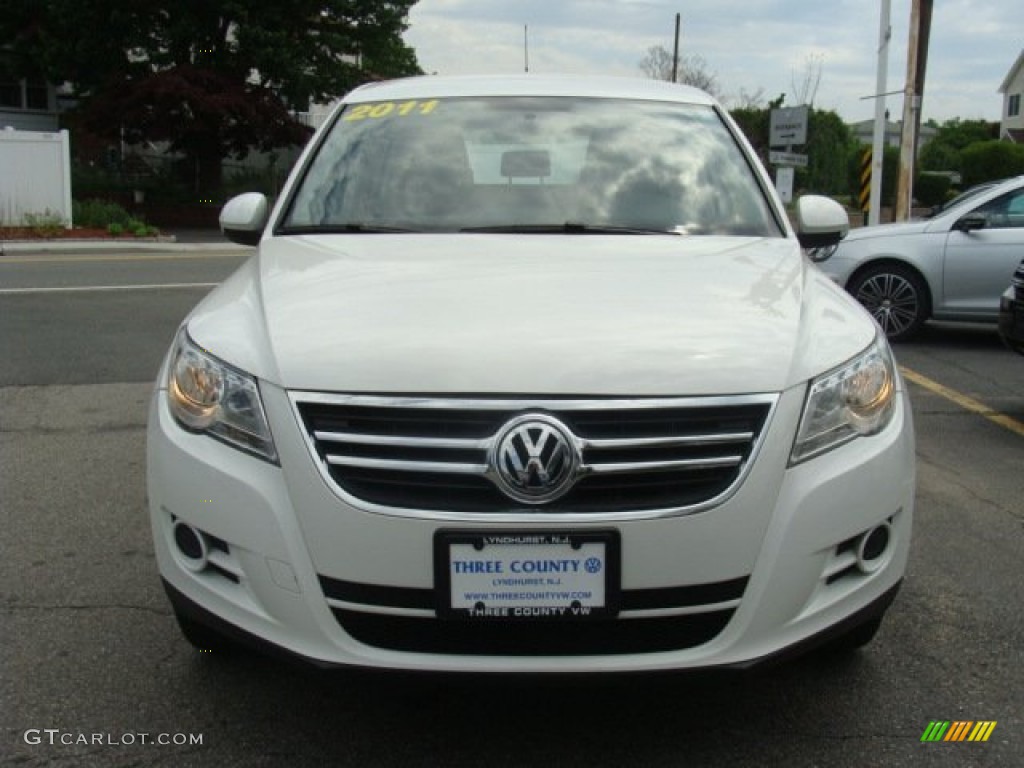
xmin=404 ymin=0 xmax=1021 ymax=122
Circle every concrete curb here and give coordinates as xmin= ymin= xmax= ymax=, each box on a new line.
xmin=0 ymin=239 xmax=250 ymax=255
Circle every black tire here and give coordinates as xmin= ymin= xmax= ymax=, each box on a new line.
xmin=824 ymin=615 xmax=883 ymax=654
xmin=173 ymin=609 xmax=236 ymax=655
xmin=847 ymin=264 xmax=930 ymax=342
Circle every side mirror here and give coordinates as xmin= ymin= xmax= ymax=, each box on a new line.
xmin=953 ymin=213 xmax=987 ymax=233
xmin=220 ymin=193 xmax=269 ymax=247
xmin=794 ymin=195 xmax=849 ymax=251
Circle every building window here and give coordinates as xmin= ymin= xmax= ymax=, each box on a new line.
xmin=1009 ymin=94 xmax=1022 ymax=118
xmin=25 ymin=80 xmax=49 ymax=110
xmin=0 ymin=81 xmax=21 ymax=108
xmin=0 ymin=79 xmax=50 ymax=111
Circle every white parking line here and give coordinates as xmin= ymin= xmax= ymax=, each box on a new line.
xmin=0 ymin=283 xmax=218 ymax=294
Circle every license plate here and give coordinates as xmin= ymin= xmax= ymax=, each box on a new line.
xmin=435 ymin=530 xmax=619 ymax=620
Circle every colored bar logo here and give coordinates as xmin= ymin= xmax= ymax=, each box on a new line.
xmin=921 ymin=721 xmax=997 ymax=742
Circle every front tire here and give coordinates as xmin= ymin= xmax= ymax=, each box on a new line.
xmin=847 ymin=264 xmax=930 ymax=342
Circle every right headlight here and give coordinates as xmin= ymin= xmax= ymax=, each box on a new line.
xmin=166 ymin=329 xmax=278 ymax=463
xmin=790 ymin=334 xmax=896 ymax=465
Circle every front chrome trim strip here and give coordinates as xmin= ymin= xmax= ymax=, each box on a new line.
xmin=292 ymin=392 xmax=776 ymax=412
xmin=323 ymin=596 xmax=742 ymax=620
xmin=324 ymin=597 xmax=436 ymax=619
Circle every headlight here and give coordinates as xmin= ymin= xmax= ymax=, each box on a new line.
xmin=790 ymin=334 xmax=896 ymax=464
xmin=167 ymin=330 xmax=278 ymax=462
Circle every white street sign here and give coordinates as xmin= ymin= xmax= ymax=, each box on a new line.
xmin=770 ymin=106 xmax=808 ymax=147
xmin=775 ymin=166 xmax=795 ymax=204
xmin=769 ymin=150 xmax=809 ymax=168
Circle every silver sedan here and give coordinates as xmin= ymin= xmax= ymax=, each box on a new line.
xmin=816 ymin=175 xmax=1024 ymax=340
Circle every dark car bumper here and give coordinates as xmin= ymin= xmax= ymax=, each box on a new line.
xmin=998 ymin=291 xmax=1024 ymax=356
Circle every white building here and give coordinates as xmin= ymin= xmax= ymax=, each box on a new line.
xmin=849 ymin=119 xmax=936 ymax=152
xmin=0 ymin=78 xmax=59 ymax=132
xmin=999 ymin=49 xmax=1024 ymax=143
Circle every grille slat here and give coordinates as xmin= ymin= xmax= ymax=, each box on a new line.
xmin=583 ymin=431 xmax=754 ymax=449
xmin=314 ymin=430 xmax=490 ymax=450
xmin=293 ymin=394 xmax=775 ymax=516
xmin=587 ymin=456 xmax=743 ymax=474
xmin=326 ymin=455 xmax=489 ymax=475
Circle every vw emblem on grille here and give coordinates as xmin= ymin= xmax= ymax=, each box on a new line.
xmin=490 ymin=415 xmax=580 ymax=504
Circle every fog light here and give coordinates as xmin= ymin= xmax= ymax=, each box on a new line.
xmin=173 ymin=521 xmax=209 ymax=571
xmin=856 ymin=523 xmax=891 ymax=573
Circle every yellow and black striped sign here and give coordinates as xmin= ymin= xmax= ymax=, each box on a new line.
xmin=858 ymin=148 xmax=872 ymax=213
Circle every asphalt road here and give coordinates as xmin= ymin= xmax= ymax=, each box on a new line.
xmin=2 ymin=250 xmax=1022 ymax=767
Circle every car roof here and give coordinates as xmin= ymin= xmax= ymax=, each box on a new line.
xmin=344 ymin=74 xmax=718 ymax=106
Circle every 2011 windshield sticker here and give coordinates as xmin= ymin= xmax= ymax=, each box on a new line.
xmin=342 ymin=100 xmax=439 ymax=121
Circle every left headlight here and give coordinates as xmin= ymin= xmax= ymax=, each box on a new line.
xmin=790 ymin=334 xmax=897 ymax=465
xmin=167 ymin=329 xmax=278 ymax=463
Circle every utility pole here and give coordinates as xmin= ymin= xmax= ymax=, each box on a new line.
xmin=672 ymin=13 xmax=681 ymax=83
xmin=895 ymin=0 xmax=932 ymax=220
xmin=869 ymin=0 xmax=891 ymax=226
xmin=524 ymin=25 xmax=529 ymax=73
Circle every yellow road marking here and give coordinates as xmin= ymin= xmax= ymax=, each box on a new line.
xmin=900 ymin=365 xmax=1024 ymax=438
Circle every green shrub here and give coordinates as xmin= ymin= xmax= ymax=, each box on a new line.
xmin=23 ymin=210 xmax=67 ymax=237
xmin=75 ymin=199 xmax=158 ymax=236
xmin=914 ymin=173 xmax=952 ymax=207
xmin=961 ymin=141 xmax=1024 ymax=186
xmin=74 ymin=198 xmax=134 ymax=229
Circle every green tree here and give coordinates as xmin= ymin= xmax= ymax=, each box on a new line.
xmin=1 ymin=0 xmax=422 ymax=194
xmin=919 ymin=117 xmax=999 ymax=174
xmin=730 ymin=98 xmax=854 ymax=197
xmin=799 ymin=109 xmax=855 ymax=195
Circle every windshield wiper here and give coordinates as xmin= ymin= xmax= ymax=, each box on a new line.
xmin=460 ymin=223 xmax=681 ymax=235
xmin=277 ymin=223 xmax=419 ymax=234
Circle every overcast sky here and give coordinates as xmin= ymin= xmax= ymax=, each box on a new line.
xmin=403 ymin=0 xmax=1021 ymax=124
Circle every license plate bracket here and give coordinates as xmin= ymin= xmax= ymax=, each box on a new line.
xmin=434 ymin=530 xmax=620 ymax=621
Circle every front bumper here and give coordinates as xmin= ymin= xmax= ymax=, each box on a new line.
xmin=147 ymin=375 xmax=915 ymax=673
xmin=998 ymin=290 xmax=1024 ymax=355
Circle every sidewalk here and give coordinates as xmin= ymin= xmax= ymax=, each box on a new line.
xmin=0 ymin=227 xmax=251 ymax=256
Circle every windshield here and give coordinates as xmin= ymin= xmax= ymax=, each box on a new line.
xmin=925 ymin=182 xmax=996 ymax=218
xmin=281 ymin=96 xmax=781 ymax=237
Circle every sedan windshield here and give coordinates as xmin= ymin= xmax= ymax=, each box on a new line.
xmin=281 ymin=96 xmax=781 ymax=237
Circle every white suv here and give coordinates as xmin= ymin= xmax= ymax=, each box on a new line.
xmin=147 ymin=75 xmax=915 ymax=672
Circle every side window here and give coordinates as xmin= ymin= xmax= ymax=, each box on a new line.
xmin=973 ymin=189 xmax=1024 ymax=229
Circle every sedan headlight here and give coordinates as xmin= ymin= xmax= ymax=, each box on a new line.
xmin=791 ymin=334 xmax=896 ymax=464
xmin=167 ymin=330 xmax=278 ymax=462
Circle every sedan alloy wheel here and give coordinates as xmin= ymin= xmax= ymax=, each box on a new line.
xmin=849 ymin=266 xmax=929 ymax=341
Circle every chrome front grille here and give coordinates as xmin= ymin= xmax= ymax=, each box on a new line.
xmin=291 ymin=394 xmax=776 ymax=518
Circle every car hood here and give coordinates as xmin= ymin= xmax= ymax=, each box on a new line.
xmin=187 ymin=234 xmax=875 ymax=396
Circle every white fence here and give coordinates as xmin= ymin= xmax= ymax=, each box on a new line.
xmin=0 ymin=128 xmax=72 ymax=227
